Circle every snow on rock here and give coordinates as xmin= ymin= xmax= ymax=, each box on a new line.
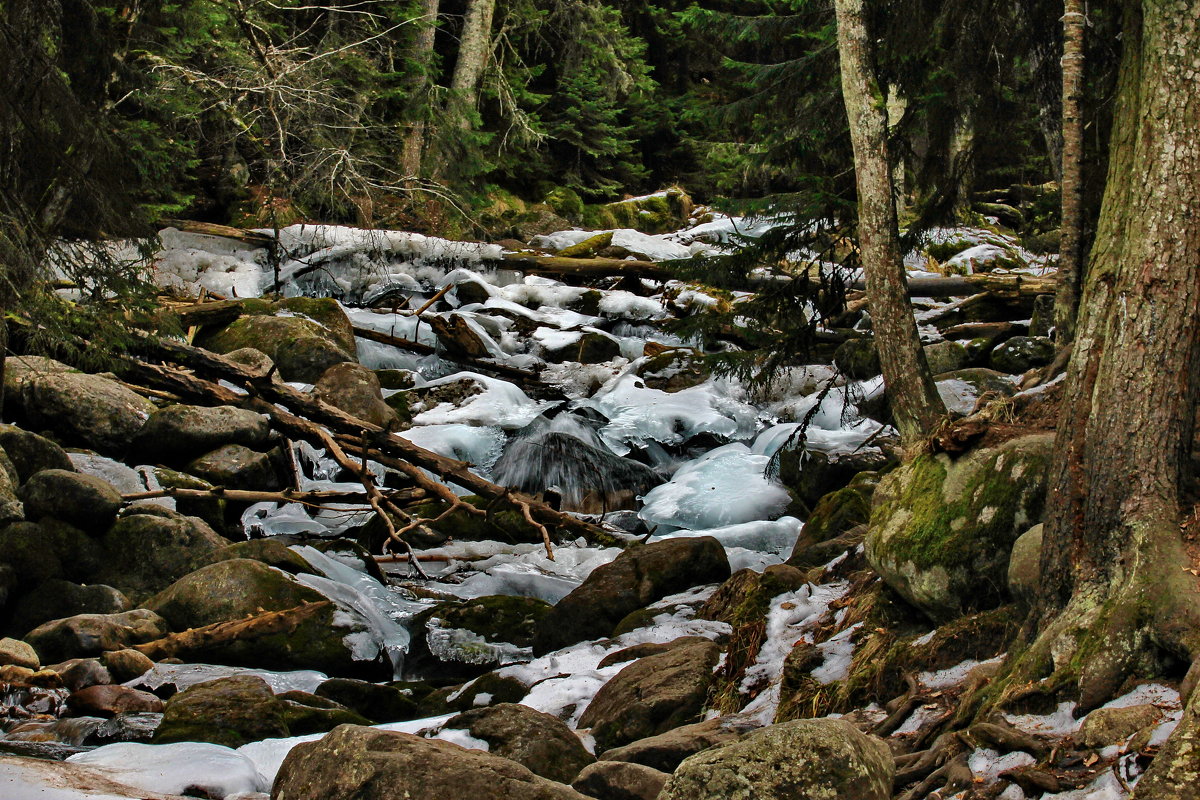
xmin=639 ymin=443 xmax=791 ymax=532
xmin=966 ymin=747 xmax=1037 ymax=782
xmin=409 ymin=372 xmax=555 ymax=430
xmin=583 ymin=373 xmax=760 ymax=456
xmin=397 ymin=424 xmax=507 ymax=472
xmin=419 ymin=542 xmax=623 ymax=604
xmin=67 ymin=742 xmax=269 ymax=798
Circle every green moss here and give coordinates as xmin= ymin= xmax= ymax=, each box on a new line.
xmin=543 ymin=187 xmax=585 ymax=219
xmin=415 ymin=595 xmax=551 ymax=648
xmin=556 ymin=232 xmax=614 ymax=258
xmin=926 ymin=239 xmax=975 ymax=262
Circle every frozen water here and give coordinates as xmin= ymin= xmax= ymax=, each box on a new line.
xmin=129 ymin=663 xmax=328 ymax=695
xmin=651 ymin=517 xmax=802 ymax=561
xmin=582 ymin=372 xmax=760 ymax=455
xmin=410 ymin=372 xmax=555 ymax=430
xmin=68 ymin=742 xmax=269 ymax=798
xmin=398 ymin=424 xmax=506 ymax=473
xmin=639 ymin=443 xmax=791 ymax=532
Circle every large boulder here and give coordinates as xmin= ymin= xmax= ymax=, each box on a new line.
xmin=202 ymin=311 xmax=356 ymax=384
xmin=153 ymin=675 xmax=289 ymax=748
xmin=658 ymin=718 xmax=894 ymax=800
xmin=578 ymin=637 xmax=722 ymax=753
xmin=533 ymin=537 xmax=730 ymax=655
xmin=24 ymin=610 xmax=168 ymax=664
xmin=0 ymin=637 xmax=40 ymax=670
xmin=96 ymin=510 xmax=228 ymax=599
xmin=0 ymin=424 xmax=74 ymax=483
xmin=15 ymin=366 xmax=155 ymax=455
xmin=271 ymin=724 xmax=589 ymax=800
xmin=145 ymin=558 xmax=325 ymax=630
xmin=19 ymin=469 xmax=122 ymax=532
xmin=865 ymin=434 xmax=1053 ymax=621
xmin=315 ymin=678 xmax=424 ymax=723
xmin=0 ymin=451 xmax=23 ymax=524
xmin=66 ymin=684 xmax=163 ymax=718
xmin=447 ymin=703 xmax=595 ymax=784
xmin=989 ymin=335 xmax=1055 ymax=374
xmin=314 ymin=363 xmax=398 ymax=428
xmin=9 ymin=580 xmax=130 ymax=637
xmin=133 ymin=404 xmax=270 ymax=464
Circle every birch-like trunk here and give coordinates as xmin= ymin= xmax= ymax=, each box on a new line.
xmin=1053 ymin=0 xmax=1087 ymax=341
xmin=833 ymin=0 xmax=945 ymax=451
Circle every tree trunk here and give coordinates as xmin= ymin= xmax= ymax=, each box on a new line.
xmin=448 ymin=0 xmax=496 ymax=129
xmin=998 ymin=0 xmax=1200 ymax=741
xmin=1053 ymin=0 xmax=1087 ymax=342
xmin=400 ymin=0 xmax=440 ymax=178
xmin=834 ymin=0 xmax=945 ymax=450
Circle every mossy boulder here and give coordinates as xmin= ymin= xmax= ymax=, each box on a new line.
xmin=205 ymin=538 xmax=317 ymax=575
xmin=555 ymin=232 xmax=613 ymax=258
xmin=833 ymin=337 xmax=881 ymax=380
xmin=923 ymin=340 xmax=969 ymax=375
xmin=1007 ymin=523 xmax=1043 ymax=607
xmin=153 ymin=675 xmax=289 ymax=748
xmin=533 ymin=537 xmax=730 ymax=655
xmin=151 ymin=468 xmax=226 ymax=534
xmin=133 ymin=404 xmax=270 ymax=464
xmin=865 ymin=434 xmax=1053 ymax=621
xmin=989 ymin=335 xmax=1056 ymax=374
xmin=777 ymin=449 xmax=891 ymax=516
xmin=698 ymin=566 xmax=807 ymax=628
xmin=96 ymin=510 xmax=229 ymax=600
xmin=9 ymin=580 xmax=130 ymax=638
xmin=583 ymin=188 xmax=693 ymax=235
xmin=145 ymin=558 xmax=325 ymax=630
xmin=375 ymin=369 xmax=419 ymax=391
xmin=791 ymin=484 xmax=873 ymax=553
xmin=276 ymin=297 xmax=357 ymax=352
xmin=597 ymin=716 xmax=760 ymax=772
xmin=278 ymin=690 xmax=372 ymax=735
xmin=11 ymin=365 xmax=155 ymax=456
xmin=201 ymin=313 xmax=356 ymax=383
xmin=0 ymin=425 xmax=74 ymax=483
xmin=447 ymin=703 xmax=595 ymax=784
xmin=658 ymin=718 xmax=894 ymax=800
xmin=271 ymin=724 xmax=589 ymax=800
xmin=541 ymin=331 xmax=622 ymax=365
xmin=19 ymin=469 xmax=122 ymax=532
xmin=578 ymin=637 xmax=722 ymax=754
xmin=0 ymin=522 xmax=66 ymax=589
xmin=571 ymin=761 xmax=668 ymax=800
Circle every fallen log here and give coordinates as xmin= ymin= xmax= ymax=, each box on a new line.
xmin=161 ymin=219 xmax=275 ymax=248
xmin=500 ymin=252 xmax=673 ymax=281
xmin=132 ymin=601 xmax=332 ymax=661
xmin=130 ymin=338 xmax=622 ymax=549
xmin=852 ymin=273 xmax=1056 ymax=298
xmin=351 ymin=325 xmax=567 ymax=401
xmin=171 ymin=299 xmax=245 ymax=330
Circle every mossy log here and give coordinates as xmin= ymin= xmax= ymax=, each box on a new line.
xmin=133 ymin=601 xmax=332 ymax=660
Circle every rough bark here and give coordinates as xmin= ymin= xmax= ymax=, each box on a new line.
xmin=834 ymin=0 xmax=945 ymax=449
xmin=995 ymin=0 xmax=1200 ymax=747
xmin=1054 ymin=0 xmax=1087 ymax=342
xmin=448 ymin=0 xmax=496 ymax=129
xmin=400 ymin=0 xmax=440 ymax=177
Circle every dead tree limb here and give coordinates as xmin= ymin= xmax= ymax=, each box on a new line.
xmin=852 ymin=273 xmax=1056 ymax=298
xmin=132 ymin=601 xmax=332 ymax=661
xmin=122 ymin=486 xmax=426 ymax=508
xmin=500 ymin=252 xmax=672 ymax=281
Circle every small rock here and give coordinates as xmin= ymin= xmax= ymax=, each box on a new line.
xmin=315 ymin=678 xmax=424 ymax=723
xmin=1080 ymin=703 xmax=1163 ymax=748
xmin=314 ymin=363 xmax=398 ymax=428
xmin=9 ymin=581 xmax=131 ymax=637
xmin=990 ymin=336 xmax=1055 ymax=374
xmin=277 ymin=690 xmax=372 ymax=735
xmin=1007 ymin=524 xmax=1043 ymax=607
xmin=0 ymin=425 xmax=74 ymax=483
xmin=571 ymin=761 xmax=669 ymax=800
xmin=67 ymin=684 xmax=163 ymax=717
xmin=0 ymin=637 xmax=40 ymax=670
xmin=19 ymin=469 xmax=123 ymax=532
xmin=99 ymin=649 xmax=156 ymax=683
xmin=54 ymin=658 xmax=113 ymax=692
xmin=923 ymin=340 xmax=969 ymax=375
xmin=187 ymin=444 xmax=281 ymax=491
xmin=598 ymin=716 xmax=758 ymax=772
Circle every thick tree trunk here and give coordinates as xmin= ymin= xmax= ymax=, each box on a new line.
xmin=1053 ymin=0 xmax=1087 ymax=342
xmin=1001 ymin=0 xmax=1200 ymax=741
xmin=834 ymin=0 xmax=945 ymax=450
xmin=448 ymin=0 xmax=496 ymax=129
xmin=400 ymin=0 xmax=440 ymax=178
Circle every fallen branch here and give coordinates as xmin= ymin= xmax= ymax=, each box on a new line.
xmin=160 ymin=219 xmax=275 ymax=248
xmin=852 ymin=273 xmax=1056 ymax=298
xmin=131 ymin=336 xmax=622 ymax=550
xmin=500 ymin=252 xmax=673 ymax=281
xmin=122 ymin=486 xmax=426 ymax=508
xmin=132 ymin=601 xmax=332 ymax=661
